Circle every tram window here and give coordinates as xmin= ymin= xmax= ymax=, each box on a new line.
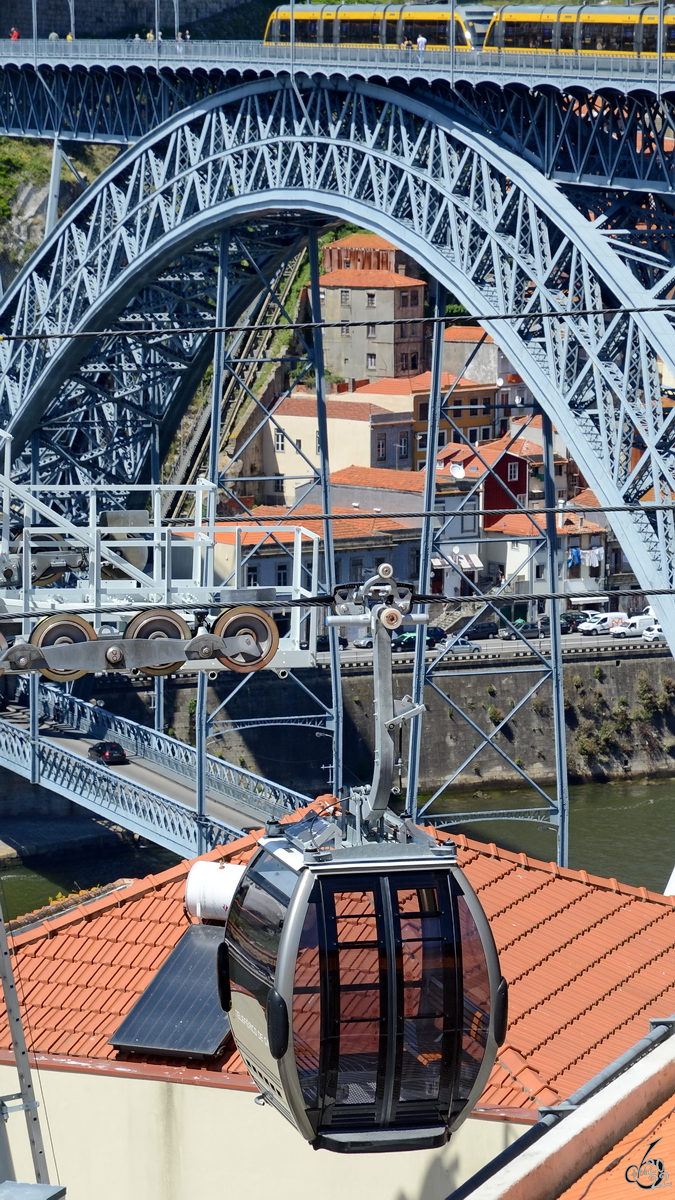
xmin=643 ymin=24 xmax=657 ymax=53
xmin=503 ymin=21 xmax=551 ymax=50
xmin=559 ymin=21 xmax=575 ymax=51
xmin=403 ymin=19 xmax=448 ymax=46
xmin=483 ymin=21 xmax=497 ymax=48
xmin=340 ymin=19 xmax=380 ymax=44
xmin=667 ymin=24 xmax=675 ymax=50
xmin=278 ymin=18 xmax=290 ymax=42
xmin=322 ymin=15 xmax=334 ymax=44
xmin=457 ymin=895 xmax=491 ymax=1101
xmin=385 ymin=17 xmax=399 ymax=44
xmin=581 ymin=22 xmax=635 ymax=52
xmin=454 ymin=18 xmax=468 ymax=48
xmin=294 ymin=18 xmax=318 ymax=43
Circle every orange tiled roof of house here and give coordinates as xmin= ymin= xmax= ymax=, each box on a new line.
xmin=355 ymin=370 xmax=487 ymax=396
xmin=572 ymin=487 xmax=601 ymax=509
xmin=318 ymin=269 xmax=423 ymax=289
xmin=330 ymin=465 xmax=452 ymax=493
xmin=558 ymin=1094 xmax=675 ymax=1198
xmin=208 ymin=505 xmax=409 ymax=544
xmin=274 ymin=397 xmax=390 ymax=421
xmin=486 ymin=511 xmax=606 ymax=537
xmin=444 ymin=326 xmax=495 ymax=344
xmin=329 ymin=233 xmax=397 ymax=250
xmin=3 ymin=818 xmax=675 ymax=1116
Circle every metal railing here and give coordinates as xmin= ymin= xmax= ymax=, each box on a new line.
xmin=1 ymin=39 xmax=674 ymax=87
xmin=0 ymin=712 xmax=242 ymax=856
xmin=38 ymin=684 xmax=310 ymax=821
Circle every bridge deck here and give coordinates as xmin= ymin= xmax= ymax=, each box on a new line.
xmin=0 ymin=40 xmax=673 ymax=93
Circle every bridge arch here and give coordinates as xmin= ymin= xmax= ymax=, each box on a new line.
xmin=2 ymin=74 xmax=675 ymax=637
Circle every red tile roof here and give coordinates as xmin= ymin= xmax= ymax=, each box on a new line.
xmin=274 ymin=397 xmax=390 ymax=421
xmin=208 ymin=505 xmax=409 ymax=544
xmin=573 ymin=487 xmax=601 ymax=509
xmin=355 ymin=371 xmax=487 ymax=396
xmin=329 ymin=233 xmax=397 ymax=250
xmin=444 ymin=326 xmax=495 ymax=344
xmin=486 ymin=511 xmax=606 ymax=537
xmin=318 ymin=269 xmax=424 ymax=289
xmin=558 ymin=1094 xmax=675 ymax=1198
xmin=330 ymin=465 xmax=455 ymax=493
xmin=4 ymin=817 xmax=675 ymax=1115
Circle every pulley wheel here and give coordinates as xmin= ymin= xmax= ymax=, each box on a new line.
xmin=123 ymin=608 xmax=191 ymax=676
xmin=29 ymin=614 xmax=97 ymax=681
xmin=212 ymin=606 xmax=279 ymax=674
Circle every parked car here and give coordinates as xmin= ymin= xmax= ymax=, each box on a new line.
xmin=88 ymin=741 xmax=128 ymax=765
xmin=643 ymin=624 xmax=666 ymax=643
xmin=392 ymin=630 xmax=444 ymax=652
xmin=462 ymin=621 xmax=500 ymax=640
xmin=439 ymin=635 xmax=481 ymax=654
xmin=612 ymin=615 xmax=656 ymax=639
xmin=499 ymin=620 xmax=548 ymax=641
xmin=301 ymin=635 xmax=348 ymax=651
xmin=578 ymin=612 xmax=628 ymax=636
xmin=562 ymin=610 xmax=594 ymax=631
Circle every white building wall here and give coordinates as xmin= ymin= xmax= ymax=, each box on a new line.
xmin=0 ymin=1062 xmax=525 ymax=1200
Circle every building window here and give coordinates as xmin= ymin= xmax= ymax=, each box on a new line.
xmin=410 ymin=353 xmax=418 ymax=371
xmin=343 ymin=257 xmax=351 ymax=268
xmin=535 ymin=564 xmax=545 ymax=579
xmin=483 ymin=400 xmax=491 ymax=415
xmin=377 ymin=435 xmax=386 ymax=460
xmin=517 ymin=494 xmax=527 ymax=507
xmin=367 ymin=353 xmax=377 ymax=370
xmin=452 ymin=429 xmax=462 ymax=443
xmin=400 ymin=353 xmax=408 ymax=370
xmin=510 ymin=541 xmax=520 ymax=551
xmin=398 ymin=433 xmax=409 ymax=459
xmin=400 ymin=291 xmax=409 ymax=308
xmin=341 ymin=324 xmax=350 ymax=338
xmin=350 ymin=557 xmax=364 ymax=580
xmin=555 ymin=464 xmax=563 ymax=476
xmin=296 ymin=439 xmax=301 ymax=451
xmin=453 ymin=402 xmax=462 ymax=418
xmin=274 ymin=476 xmax=284 ymax=493
xmin=417 ymin=432 xmax=428 ymax=450
xmin=274 ymin=429 xmax=285 ymax=452
xmin=417 ymin=460 xmax=426 ymax=471
xmin=367 ymin=323 xmax=376 ymax=338
xmin=410 ymin=548 xmax=420 ymax=577
xmin=481 ymin=426 xmax=491 ymax=440
xmin=366 ymin=292 xmax=376 ymax=308
xmin=507 ymin=461 xmax=519 ymax=482
xmin=410 ymin=323 xmax=419 ymax=336
xmin=468 ymin=427 xmax=479 ymax=444
xmin=276 ymin=563 xmax=289 ymax=587
xmin=410 ymin=290 xmax=419 ymax=307
xmin=316 ymin=431 xmax=321 ymax=454
xmin=469 ymin=399 xmax=478 ymax=417
xmin=418 ymin=402 xmax=428 ymax=422
xmin=319 ymin=289 xmax=325 ymax=306
xmin=246 ymin=564 xmax=259 ymax=586
xmin=438 ymin=429 xmax=447 ymax=447
xmin=462 ymin=501 xmax=478 ymax=533
xmin=340 ymin=289 xmax=350 ymax=305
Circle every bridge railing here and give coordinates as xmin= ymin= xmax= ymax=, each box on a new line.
xmin=1 ymin=39 xmax=675 ymax=84
xmin=0 ymin=714 xmax=243 ymax=856
xmin=38 ymin=684 xmax=310 ymax=822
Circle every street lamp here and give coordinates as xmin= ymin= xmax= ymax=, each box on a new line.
xmin=67 ymin=0 xmax=75 ymax=37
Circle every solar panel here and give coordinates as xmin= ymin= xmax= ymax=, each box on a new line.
xmin=110 ymin=924 xmax=231 ymax=1059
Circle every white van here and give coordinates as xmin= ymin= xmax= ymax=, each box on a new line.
xmin=612 ymin=614 xmax=656 ymax=639
xmin=578 ymin=612 xmax=628 ymax=636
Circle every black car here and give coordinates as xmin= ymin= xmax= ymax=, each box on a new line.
xmin=88 ymin=741 xmax=128 ymax=765
xmin=463 ymin=621 xmax=500 ymax=640
xmin=499 ymin=621 xmax=548 ymax=640
xmin=393 ymin=629 xmax=445 ymax=652
xmin=301 ymin=635 xmax=348 ymax=651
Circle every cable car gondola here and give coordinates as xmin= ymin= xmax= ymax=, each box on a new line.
xmin=215 ymin=565 xmax=507 ymax=1153
xmin=218 ymin=815 xmax=507 ymax=1153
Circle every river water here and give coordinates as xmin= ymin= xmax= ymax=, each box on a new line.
xmin=426 ymin=777 xmax=675 ymax=894
xmin=0 ymin=776 xmax=672 ymax=920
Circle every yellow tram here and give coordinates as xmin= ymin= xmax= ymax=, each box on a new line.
xmin=483 ymin=5 xmax=675 ymax=56
xmin=263 ymin=5 xmax=472 ymax=50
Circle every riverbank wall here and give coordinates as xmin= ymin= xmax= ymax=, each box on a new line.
xmin=75 ymin=643 xmax=675 ymax=795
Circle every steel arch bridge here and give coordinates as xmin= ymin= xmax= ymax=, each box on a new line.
xmin=2 ymin=73 xmax=675 ymax=645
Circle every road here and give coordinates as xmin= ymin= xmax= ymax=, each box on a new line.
xmin=0 ymin=706 xmax=256 ymax=833
xmin=322 ymin=631 xmax=669 ymax=667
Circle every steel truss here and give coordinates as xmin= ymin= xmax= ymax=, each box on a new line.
xmin=2 ymin=77 xmax=675 ymax=642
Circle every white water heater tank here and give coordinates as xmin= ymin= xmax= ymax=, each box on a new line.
xmin=185 ymin=860 xmax=246 ymax=922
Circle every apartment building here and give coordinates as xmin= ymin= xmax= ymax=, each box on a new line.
xmin=322 ymin=232 xmax=421 ymax=277
xmin=317 ymin=269 xmax=426 ymax=381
